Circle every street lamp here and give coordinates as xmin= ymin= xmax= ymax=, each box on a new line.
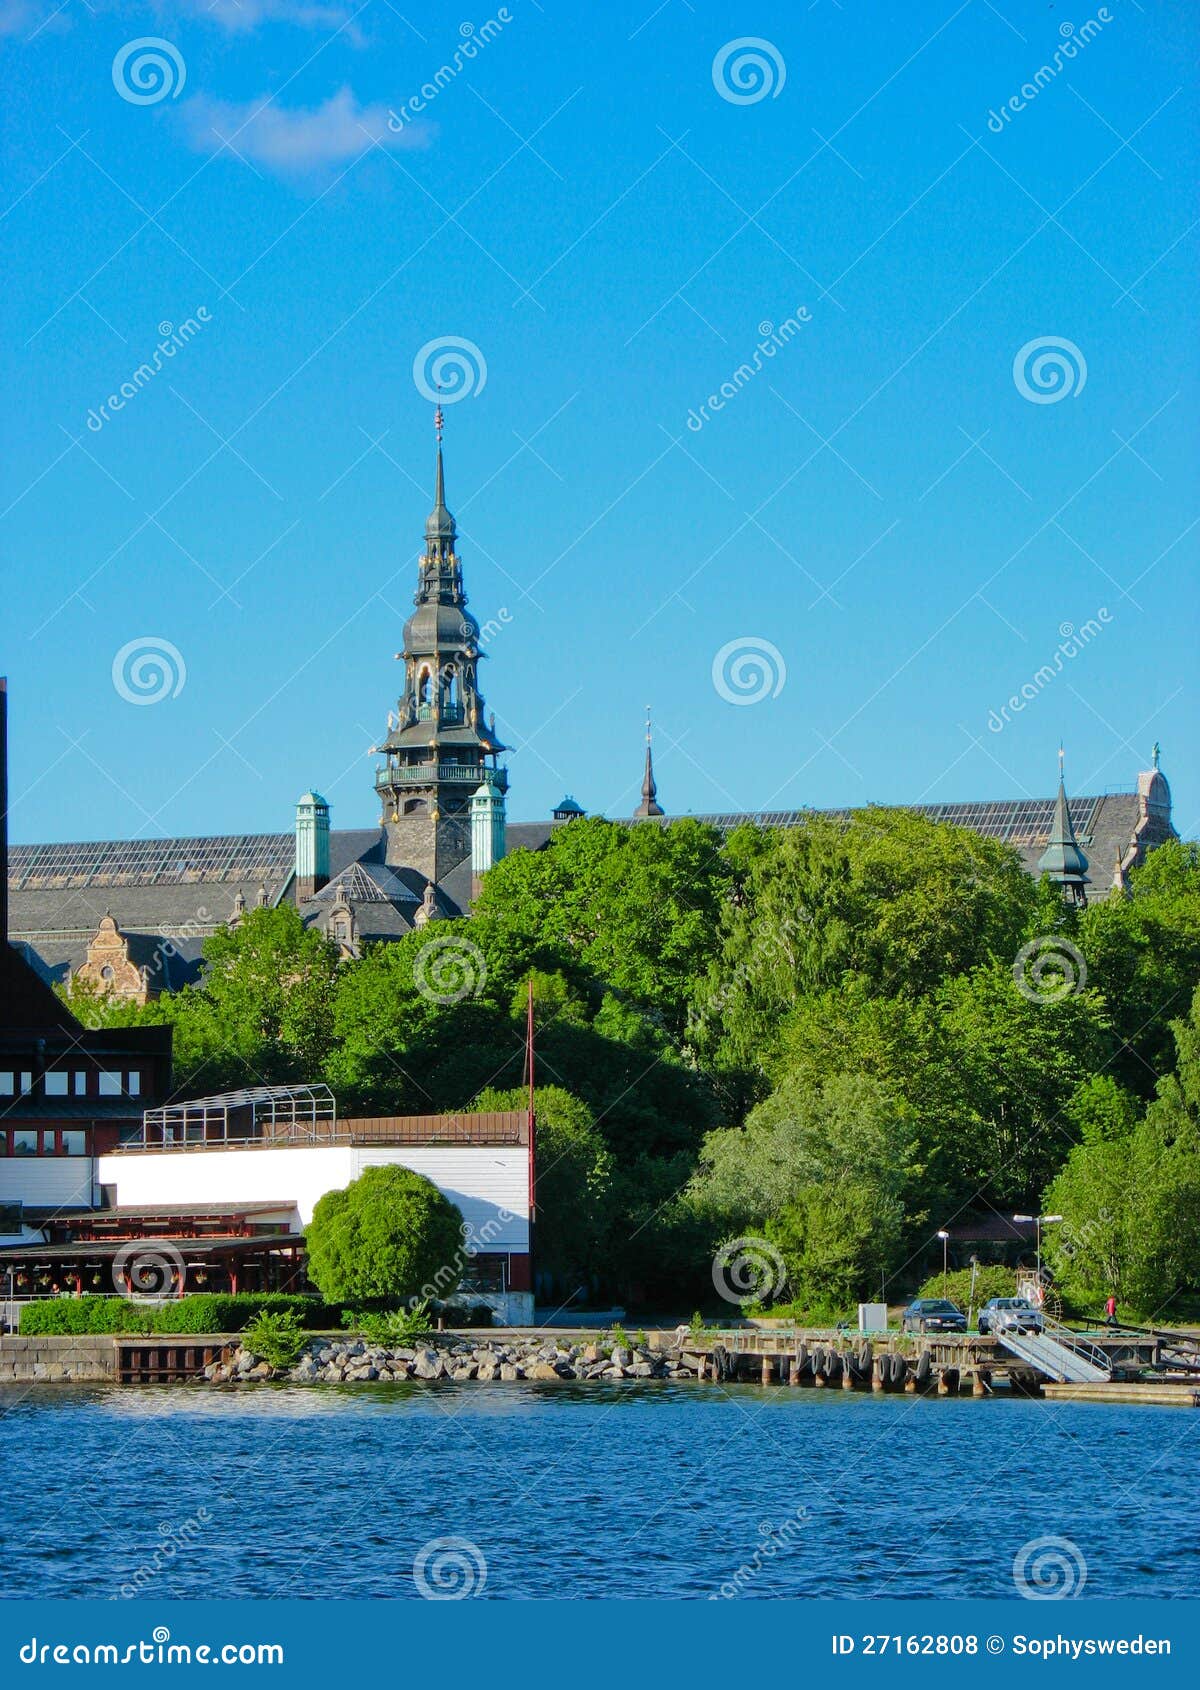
xmin=936 ymin=1229 xmax=950 ymax=1298
xmin=1012 ymin=1213 xmax=1063 ymax=1284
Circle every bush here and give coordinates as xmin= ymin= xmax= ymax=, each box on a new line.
xmin=18 ymin=1294 xmax=332 ymax=1337
xmin=305 ymin=1165 xmax=465 ymax=1303
xmin=343 ymin=1301 xmax=436 ymax=1346
xmin=241 ymin=1309 xmax=306 ymax=1369
xmin=914 ymin=1266 xmax=1017 ymax=1312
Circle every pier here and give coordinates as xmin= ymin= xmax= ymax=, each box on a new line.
xmin=677 ymin=1324 xmax=1183 ymax=1400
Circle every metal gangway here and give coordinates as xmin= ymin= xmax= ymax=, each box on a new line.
xmin=998 ymin=1315 xmax=1112 ymax=1384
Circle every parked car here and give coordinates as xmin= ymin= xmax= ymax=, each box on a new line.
xmin=978 ymin=1296 xmax=1044 ymax=1336
xmin=901 ymin=1298 xmax=967 ymax=1334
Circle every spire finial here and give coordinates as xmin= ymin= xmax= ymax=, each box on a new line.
xmin=634 ymin=705 xmax=664 ymax=819
xmin=1058 ymin=742 xmax=1065 ymax=779
xmin=1152 ymin=740 xmax=1161 ymax=770
xmin=435 ymin=403 xmax=444 ymax=446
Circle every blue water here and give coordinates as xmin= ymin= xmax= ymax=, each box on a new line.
xmin=1 ymin=1382 xmax=1195 ymax=1601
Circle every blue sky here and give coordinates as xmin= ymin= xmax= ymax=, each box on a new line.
xmin=2 ymin=0 xmax=1196 ymax=848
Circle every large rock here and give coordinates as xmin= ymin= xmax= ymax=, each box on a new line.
xmin=413 ymin=1350 xmax=443 ymax=1380
xmin=527 ymin=1362 xmax=560 ymax=1380
xmin=610 ymin=1346 xmax=631 ymax=1368
xmin=499 ymin=1363 xmax=521 ymax=1381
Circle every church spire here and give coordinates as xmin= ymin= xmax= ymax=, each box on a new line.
xmin=1038 ymin=745 xmax=1090 ymax=906
xmin=633 ymin=707 xmax=664 ymax=819
xmin=424 ymin=404 xmax=456 ymax=553
xmin=374 ymin=413 xmax=507 ymax=883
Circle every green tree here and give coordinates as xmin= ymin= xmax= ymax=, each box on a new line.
xmin=304 ymin=1165 xmax=465 ymax=1303
xmin=472 ymin=1084 xmax=614 ymax=1292
xmin=692 ymin=809 xmax=1036 ymax=1077
xmin=1122 ymin=985 xmax=1200 ymax=1314
xmin=935 ymin=961 xmax=1113 ymax=1207
xmin=473 ymin=816 xmax=729 ymax=1037
xmin=1079 ymin=840 xmax=1200 ymax=1094
xmin=1046 ymin=988 xmax=1200 ymax=1316
xmin=687 ymin=1072 xmax=915 ymax=1307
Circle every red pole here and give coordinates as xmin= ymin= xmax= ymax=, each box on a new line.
xmin=526 ymin=976 xmax=536 ymax=1293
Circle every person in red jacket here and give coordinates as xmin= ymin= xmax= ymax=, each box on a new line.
xmin=1104 ymin=1293 xmax=1118 ymax=1326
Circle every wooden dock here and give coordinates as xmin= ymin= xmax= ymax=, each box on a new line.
xmin=677 ymin=1327 xmax=1166 ymax=1398
xmin=1042 ymin=1380 xmax=1200 ymax=1408
xmin=115 ymin=1336 xmax=233 ymax=1385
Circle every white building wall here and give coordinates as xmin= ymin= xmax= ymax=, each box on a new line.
xmin=95 ymin=1144 xmax=530 ymax=1248
xmin=0 ymin=1158 xmax=94 ymax=1209
xmin=349 ymin=1148 xmax=528 ymax=1250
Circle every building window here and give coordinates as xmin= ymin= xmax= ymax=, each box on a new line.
xmin=127 ymin=1072 xmax=141 ymax=1098
xmin=98 ymin=1072 xmax=122 ymax=1097
xmin=20 ymin=1072 xmax=32 ymax=1094
xmin=61 ymin=1131 xmax=86 ymax=1157
xmin=0 ymin=1072 xmax=13 ymax=1096
xmin=74 ymin=1072 xmax=88 ymax=1096
xmin=13 ymin=1131 xmax=39 ymax=1157
xmin=44 ymin=1072 xmax=69 ymax=1097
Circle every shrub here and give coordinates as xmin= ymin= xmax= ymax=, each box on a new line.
xmin=241 ymin=1309 xmax=306 ymax=1370
xmin=305 ymin=1165 xmax=465 ymax=1303
xmin=18 ymin=1294 xmax=332 ymax=1337
xmin=343 ymin=1301 xmax=436 ymax=1346
xmin=914 ymin=1266 xmax=1017 ymax=1313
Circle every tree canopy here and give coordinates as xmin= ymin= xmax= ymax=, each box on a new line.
xmin=304 ymin=1165 xmax=466 ymax=1304
xmin=61 ymin=812 xmax=1200 ymax=1318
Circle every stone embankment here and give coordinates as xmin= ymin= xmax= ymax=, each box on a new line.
xmin=206 ymin=1334 xmax=699 ymax=1385
xmin=0 ymin=1335 xmax=116 ymax=1383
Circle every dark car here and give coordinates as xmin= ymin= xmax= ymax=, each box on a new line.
xmin=901 ymin=1298 xmax=967 ymax=1334
xmin=978 ymin=1296 xmax=1044 ymax=1336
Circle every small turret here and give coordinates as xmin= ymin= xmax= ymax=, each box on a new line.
xmin=1038 ymin=749 xmax=1090 ymax=906
xmin=295 ymin=790 xmax=330 ymax=900
xmin=471 ymin=772 xmax=507 ymax=899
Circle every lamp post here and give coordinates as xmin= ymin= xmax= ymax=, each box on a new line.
xmin=1012 ymin=1213 xmax=1063 ymax=1285
xmin=936 ymin=1229 xmax=950 ymax=1299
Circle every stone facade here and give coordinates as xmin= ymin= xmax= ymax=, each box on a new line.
xmin=71 ymin=914 xmax=152 ymax=1004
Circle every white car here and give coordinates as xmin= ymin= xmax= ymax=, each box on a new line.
xmin=978 ymin=1296 xmax=1044 ymax=1335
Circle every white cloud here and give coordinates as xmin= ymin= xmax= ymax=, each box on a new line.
xmin=182 ymin=86 xmax=432 ymax=176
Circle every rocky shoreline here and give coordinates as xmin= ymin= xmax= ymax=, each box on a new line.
xmin=206 ymin=1333 xmax=697 ymax=1386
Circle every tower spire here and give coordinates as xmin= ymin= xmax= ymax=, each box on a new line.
xmin=423 ymin=401 xmax=455 ymax=558
xmin=633 ymin=706 xmax=664 ymax=819
xmin=374 ymin=414 xmax=507 ymax=884
xmin=1038 ymin=746 xmax=1090 ymax=906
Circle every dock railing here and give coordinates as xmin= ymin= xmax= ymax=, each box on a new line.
xmin=1040 ymin=1314 xmax=1112 ymax=1377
